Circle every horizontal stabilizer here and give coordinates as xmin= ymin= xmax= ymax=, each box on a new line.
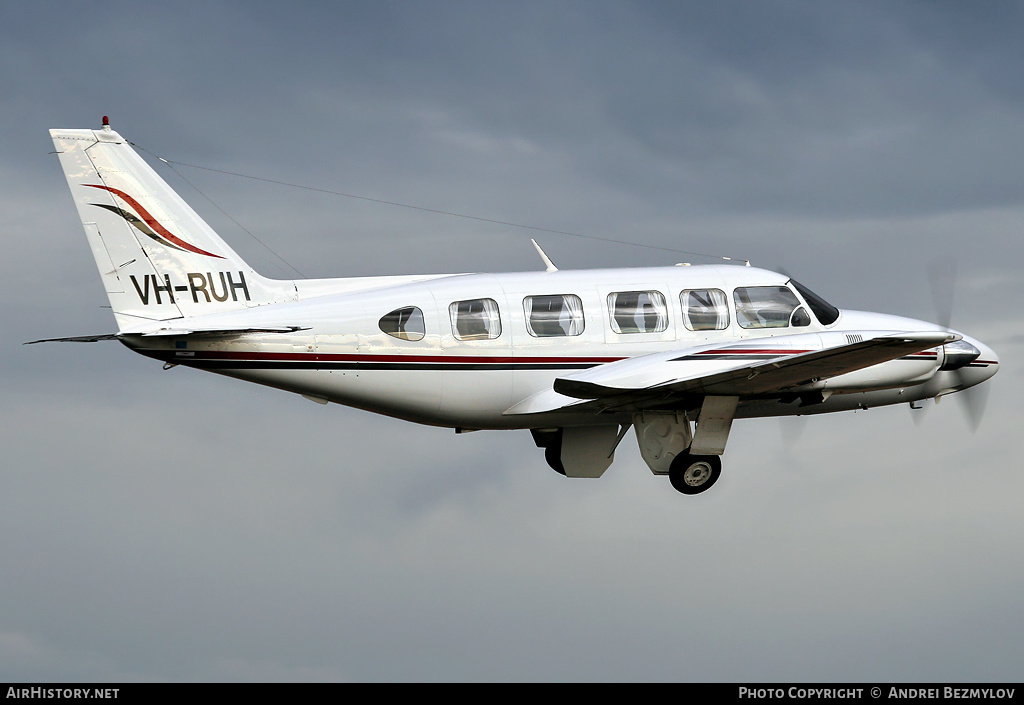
xmin=24 ymin=333 xmax=119 ymax=345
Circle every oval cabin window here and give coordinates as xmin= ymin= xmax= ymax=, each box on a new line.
xmin=379 ymin=306 xmax=426 ymax=341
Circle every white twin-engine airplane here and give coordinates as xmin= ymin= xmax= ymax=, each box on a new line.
xmin=43 ymin=120 xmax=999 ymax=495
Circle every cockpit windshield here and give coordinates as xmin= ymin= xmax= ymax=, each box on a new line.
xmin=789 ymin=279 xmax=840 ymax=325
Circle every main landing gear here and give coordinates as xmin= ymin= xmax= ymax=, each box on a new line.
xmin=534 ymin=422 xmax=727 ymax=495
xmin=634 ymin=397 xmax=738 ymax=496
xmin=533 ymin=397 xmax=738 ymax=495
xmin=667 ymin=452 xmax=722 ymax=495
xmin=531 ymin=426 xmax=623 ymax=479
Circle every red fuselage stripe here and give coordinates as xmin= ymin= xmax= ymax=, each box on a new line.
xmin=167 ymin=350 xmax=626 ymax=364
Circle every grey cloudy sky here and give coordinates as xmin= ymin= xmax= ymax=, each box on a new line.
xmin=2 ymin=0 xmax=1022 ymax=682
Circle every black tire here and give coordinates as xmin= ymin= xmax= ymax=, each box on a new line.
xmin=668 ymin=452 xmax=722 ymax=494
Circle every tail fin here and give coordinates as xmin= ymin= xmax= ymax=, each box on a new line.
xmin=50 ymin=120 xmax=296 ymax=331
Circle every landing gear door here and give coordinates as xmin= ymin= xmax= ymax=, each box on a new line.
xmin=560 ymin=425 xmax=621 ymax=478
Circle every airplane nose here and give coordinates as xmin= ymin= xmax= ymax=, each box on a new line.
xmin=971 ymin=338 xmax=1000 ymax=382
xmin=923 ymin=332 xmax=998 ymax=430
xmin=952 ymin=334 xmax=999 ymax=386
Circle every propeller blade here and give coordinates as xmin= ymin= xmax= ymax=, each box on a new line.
xmin=924 ymin=259 xmax=989 ymax=430
xmin=927 ymin=257 xmax=957 ymax=330
xmin=959 ymin=377 xmax=990 ymax=432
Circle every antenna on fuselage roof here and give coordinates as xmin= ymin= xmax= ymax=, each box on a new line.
xmin=531 ymin=239 xmax=558 ymax=272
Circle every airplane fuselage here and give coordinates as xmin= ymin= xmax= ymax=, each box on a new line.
xmin=121 ymin=264 xmax=998 ymax=429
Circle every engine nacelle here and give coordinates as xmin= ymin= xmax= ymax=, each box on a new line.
xmin=824 ymin=350 xmax=940 ymax=392
xmin=939 ymin=340 xmax=981 ymax=371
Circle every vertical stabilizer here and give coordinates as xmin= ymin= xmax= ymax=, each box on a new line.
xmin=50 ymin=121 xmax=296 ymax=330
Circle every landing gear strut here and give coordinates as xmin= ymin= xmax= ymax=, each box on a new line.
xmin=668 ymin=452 xmax=722 ymax=495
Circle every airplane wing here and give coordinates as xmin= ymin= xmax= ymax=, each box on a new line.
xmin=505 ymin=330 xmax=957 ymax=415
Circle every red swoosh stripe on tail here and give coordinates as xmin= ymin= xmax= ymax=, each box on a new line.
xmin=84 ymin=184 xmax=224 ymax=259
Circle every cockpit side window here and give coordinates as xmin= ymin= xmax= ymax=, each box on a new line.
xmin=524 ymin=294 xmax=585 ymax=337
xmin=680 ymin=289 xmax=729 ymax=331
xmin=789 ymin=279 xmax=840 ymax=325
xmin=607 ymin=291 xmax=668 ymax=334
xmin=449 ymin=298 xmax=502 ymax=340
xmin=379 ymin=306 xmax=426 ymax=341
xmin=791 ymin=306 xmax=812 ymax=327
xmin=734 ymin=286 xmax=806 ymax=329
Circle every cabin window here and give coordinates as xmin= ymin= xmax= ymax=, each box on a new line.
xmin=524 ymin=294 xmax=585 ymax=337
xmin=680 ymin=289 xmax=729 ymax=331
xmin=378 ymin=306 xmax=425 ymax=341
xmin=607 ymin=291 xmax=668 ymax=334
xmin=733 ymin=286 xmax=808 ymax=329
xmin=789 ymin=279 xmax=840 ymax=325
xmin=449 ymin=298 xmax=502 ymax=340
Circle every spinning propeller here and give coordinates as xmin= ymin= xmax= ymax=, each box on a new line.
xmin=927 ymin=257 xmax=989 ymax=430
